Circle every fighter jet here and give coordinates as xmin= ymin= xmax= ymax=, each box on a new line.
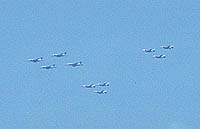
xmin=160 ymin=45 xmax=174 ymax=49
xmin=96 ymin=82 xmax=110 ymax=87
xmin=94 ymin=90 xmax=107 ymax=94
xmin=27 ymin=57 xmax=43 ymax=63
xmin=67 ymin=62 xmax=83 ymax=67
xmin=81 ymin=83 xmax=96 ymax=88
xmin=142 ymin=48 xmax=155 ymax=52
xmin=40 ymin=64 xmax=56 ymax=69
xmin=152 ymin=54 xmax=166 ymax=58
xmin=52 ymin=52 xmax=67 ymax=57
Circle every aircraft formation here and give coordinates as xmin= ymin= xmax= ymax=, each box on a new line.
xmin=82 ymin=82 xmax=110 ymax=94
xmin=27 ymin=44 xmax=173 ymax=95
xmin=143 ymin=45 xmax=174 ymax=58
xmin=27 ymin=52 xmax=83 ymax=68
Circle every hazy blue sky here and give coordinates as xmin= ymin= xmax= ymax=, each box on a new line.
xmin=0 ymin=0 xmax=200 ymax=129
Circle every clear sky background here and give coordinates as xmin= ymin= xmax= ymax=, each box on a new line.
xmin=0 ymin=0 xmax=200 ymax=129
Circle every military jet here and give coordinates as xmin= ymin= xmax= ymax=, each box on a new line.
xmin=94 ymin=90 xmax=107 ymax=94
xmin=67 ymin=62 xmax=83 ymax=67
xmin=96 ymin=82 xmax=110 ymax=87
xmin=52 ymin=52 xmax=67 ymax=57
xmin=40 ymin=64 xmax=56 ymax=69
xmin=142 ymin=48 xmax=155 ymax=52
xmin=82 ymin=83 xmax=96 ymax=88
xmin=152 ymin=54 xmax=166 ymax=58
xmin=27 ymin=57 xmax=43 ymax=63
xmin=160 ymin=45 xmax=174 ymax=49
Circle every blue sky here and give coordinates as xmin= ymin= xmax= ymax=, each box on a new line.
xmin=0 ymin=0 xmax=200 ymax=129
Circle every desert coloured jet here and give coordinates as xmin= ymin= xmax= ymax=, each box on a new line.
xmin=81 ymin=83 xmax=96 ymax=88
xmin=152 ymin=54 xmax=166 ymax=58
xmin=94 ymin=90 xmax=107 ymax=94
xmin=52 ymin=52 xmax=67 ymax=57
xmin=40 ymin=64 xmax=56 ymax=69
xmin=142 ymin=48 xmax=155 ymax=52
xmin=160 ymin=45 xmax=174 ymax=49
xmin=27 ymin=57 xmax=43 ymax=63
xmin=96 ymin=82 xmax=110 ymax=87
xmin=67 ymin=62 xmax=83 ymax=67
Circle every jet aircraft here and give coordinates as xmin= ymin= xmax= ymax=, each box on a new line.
xmin=52 ymin=52 xmax=67 ymax=57
xmin=160 ymin=45 xmax=174 ymax=49
xmin=152 ymin=54 xmax=166 ymax=58
xmin=82 ymin=83 xmax=96 ymax=88
xmin=40 ymin=64 xmax=56 ymax=69
xmin=142 ymin=48 xmax=155 ymax=52
xmin=67 ymin=62 xmax=83 ymax=67
xmin=94 ymin=90 xmax=107 ymax=94
xmin=27 ymin=57 xmax=43 ymax=63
